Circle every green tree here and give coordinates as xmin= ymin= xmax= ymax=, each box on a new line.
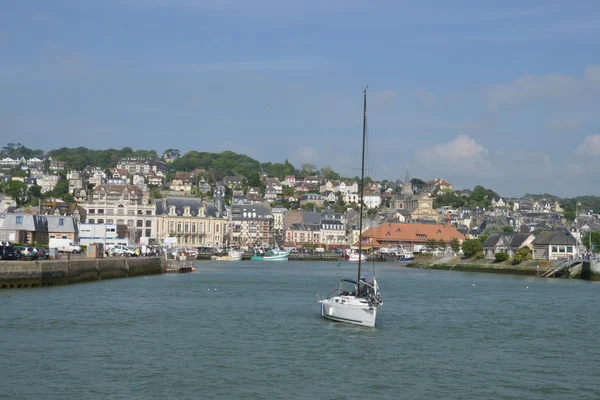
xmin=450 ymin=237 xmax=461 ymax=253
xmin=461 ymin=239 xmax=483 ymax=258
xmin=582 ymin=230 xmax=600 ymax=252
xmin=424 ymin=238 xmax=438 ymax=252
xmin=502 ymin=226 xmax=515 ymax=233
xmin=437 ymin=239 xmax=447 ymax=249
xmin=563 ymin=211 xmax=576 ymax=222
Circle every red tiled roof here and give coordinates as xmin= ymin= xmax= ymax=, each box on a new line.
xmin=362 ymin=222 xmax=465 ymax=243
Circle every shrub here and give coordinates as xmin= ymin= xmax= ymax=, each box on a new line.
xmin=494 ymin=252 xmax=510 ymax=262
xmin=461 ymin=239 xmax=483 ymax=258
xmin=512 ymin=247 xmax=531 ymax=264
xmin=475 ymin=251 xmax=485 ymax=259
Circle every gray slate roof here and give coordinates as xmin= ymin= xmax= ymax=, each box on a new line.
xmin=532 ymin=230 xmax=577 ymax=246
xmin=483 ymin=232 xmax=531 ymax=247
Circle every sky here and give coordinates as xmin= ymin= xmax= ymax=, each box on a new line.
xmin=1 ymin=0 xmax=600 ymax=198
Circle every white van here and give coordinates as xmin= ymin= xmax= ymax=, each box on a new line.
xmin=49 ymin=238 xmax=81 ymax=253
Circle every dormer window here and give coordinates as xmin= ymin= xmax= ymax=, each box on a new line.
xmin=184 ymin=207 xmax=190 ymax=216
xmin=169 ymin=206 xmax=176 ymax=216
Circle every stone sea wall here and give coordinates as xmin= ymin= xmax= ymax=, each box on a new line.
xmin=0 ymin=257 xmax=165 ymax=288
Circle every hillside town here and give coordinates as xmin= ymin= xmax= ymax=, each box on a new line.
xmin=0 ymin=148 xmax=595 ymax=262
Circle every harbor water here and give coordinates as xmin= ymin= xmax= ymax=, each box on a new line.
xmin=1 ymin=261 xmax=599 ymax=400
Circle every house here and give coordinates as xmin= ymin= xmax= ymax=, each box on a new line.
xmin=532 ymin=230 xmax=579 ymax=260
xmin=0 ymin=156 xmax=26 ymax=169
xmin=111 ymin=168 xmax=129 ymax=179
xmin=320 ymin=218 xmax=346 ymax=246
xmin=303 ymin=176 xmax=320 ymax=185
xmin=425 ymin=178 xmax=452 ymax=194
xmin=300 ymin=193 xmax=324 ymax=207
xmin=232 ymin=184 xmax=244 ymax=197
xmin=283 ymin=175 xmax=297 ymax=187
xmin=491 ymin=198 xmax=506 ymax=208
xmin=322 ymin=190 xmax=337 ymax=202
xmin=0 ymin=213 xmax=49 ymax=244
xmin=264 ymin=177 xmax=283 ymax=194
xmin=49 ymin=160 xmax=66 ymax=172
xmin=132 ymin=173 xmax=146 ymax=186
xmin=482 ymin=232 xmax=535 ymax=260
xmin=343 ymin=193 xmax=359 ymax=204
xmin=223 ymin=176 xmax=244 ymax=188
xmin=170 ymin=173 xmax=193 ymax=192
xmin=147 ymin=174 xmax=163 ymax=186
xmin=363 ymin=192 xmax=381 ymax=209
xmin=271 ymin=206 xmax=288 ymax=234
xmin=46 ymin=214 xmax=79 ymax=241
xmin=40 ymin=175 xmax=61 ymax=194
xmin=116 ymin=157 xmax=168 ymax=175
xmin=198 ymin=178 xmax=211 ymax=194
xmin=264 ymin=186 xmax=278 ymax=201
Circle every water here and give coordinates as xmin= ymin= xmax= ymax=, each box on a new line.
xmin=1 ymin=261 xmax=599 ymax=400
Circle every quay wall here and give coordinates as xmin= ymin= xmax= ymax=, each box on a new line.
xmin=581 ymin=260 xmax=600 ymax=281
xmin=0 ymin=257 xmax=164 ymax=288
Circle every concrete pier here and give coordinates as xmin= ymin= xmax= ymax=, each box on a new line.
xmin=581 ymin=260 xmax=600 ymax=281
xmin=0 ymin=257 xmax=164 ymax=288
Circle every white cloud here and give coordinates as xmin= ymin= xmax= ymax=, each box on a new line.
xmin=576 ymin=135 xmax=600 ymax=156
xmin=416 ymin=135 xmax=490 ymax=174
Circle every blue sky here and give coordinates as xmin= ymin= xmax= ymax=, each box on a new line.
xmin=1 ymin=0 xmax=600 ymax=197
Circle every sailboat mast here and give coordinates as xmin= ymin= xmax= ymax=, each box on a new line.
xmin=357 ymin=86 xmax=367 ymax=291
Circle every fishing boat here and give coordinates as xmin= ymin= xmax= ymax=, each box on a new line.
xmin=251 ymin=247 xmax=290 ymax=261
xmin=399 ymin=250 xmax=415 ymax=262
xmin=212 ymin=249 xmax=243 ymax=261
xmin=318 ymin=86 xmax=383 ymax=327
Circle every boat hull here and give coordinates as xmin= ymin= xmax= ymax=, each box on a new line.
xmin=251 ymin=253 xmax=289 ymax=261
xmin=319 ymin=297 xmax=377 ymax=327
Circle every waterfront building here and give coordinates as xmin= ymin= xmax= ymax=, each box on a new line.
xmin=0 ymin=213 xmax=48 ymax=244
xmin=532 ymin=230 xmax=579 ymax=260
xmin=230 ymin=201 xmax=273 ymax=247
xmin=482 ymin=233 xmax=534 ymax=260
xmin=360 ymin=220 xmax=465 ymax=253
xmin=81 ymin=184 xmax=156 ymax=244
xmin=154 ymin=196 xmax=228 ymax=248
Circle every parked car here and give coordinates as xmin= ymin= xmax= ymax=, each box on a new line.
xmin=0 ymin=245 xmax=19 ymax=260
xmin=35 ymin=247 xmax=49 ymax=260
xmin=109 ymin=245 xmax=136 ymax=257
xmin=15 ymin=246 xmax=39 ymax=260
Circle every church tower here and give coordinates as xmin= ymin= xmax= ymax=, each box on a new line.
xmin=402 ymin=165 xmax=413 ymax=197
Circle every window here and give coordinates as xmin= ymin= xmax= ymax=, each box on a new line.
xmin=192 ymin=223 xmax=196 ymax=233
xmin=559 ymin=246 xmax=566 ymax=253
xmin=169 ymin=221 xmax=174 ymax=232
xmin=145 ymin=220 xmax=151 ymax=228
xmin=567 ymin=246 xmax=573 ymax=253
xmin=552 ymin=246 xmax=558 ymax=252
xmin=16 ymin=216 xmax=23 ymax=224
xmin=177 ymin=222 xmax=182 ymax=232
xmin=88 ymin=219 xmax=95 ymax=223
xmin=98 ymin=209 xmax=104 ymax=214
xmin=185 ymin=222 xmax=189 ymax=233
xmin=59 ymin=218 xmax=64 ymax=226
xmin=62 ymin=235 xmax=67 ymax=239
xmin=146 ymin=210 xmax=152 ymax=215
xmin=89 ymin=209 xmax=95 ymax=214
xmin=137 ymin=220 xmax=143 ymax=227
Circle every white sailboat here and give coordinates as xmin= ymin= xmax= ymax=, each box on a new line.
xmin=318 ymin=86 xmax=383 ymax=327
